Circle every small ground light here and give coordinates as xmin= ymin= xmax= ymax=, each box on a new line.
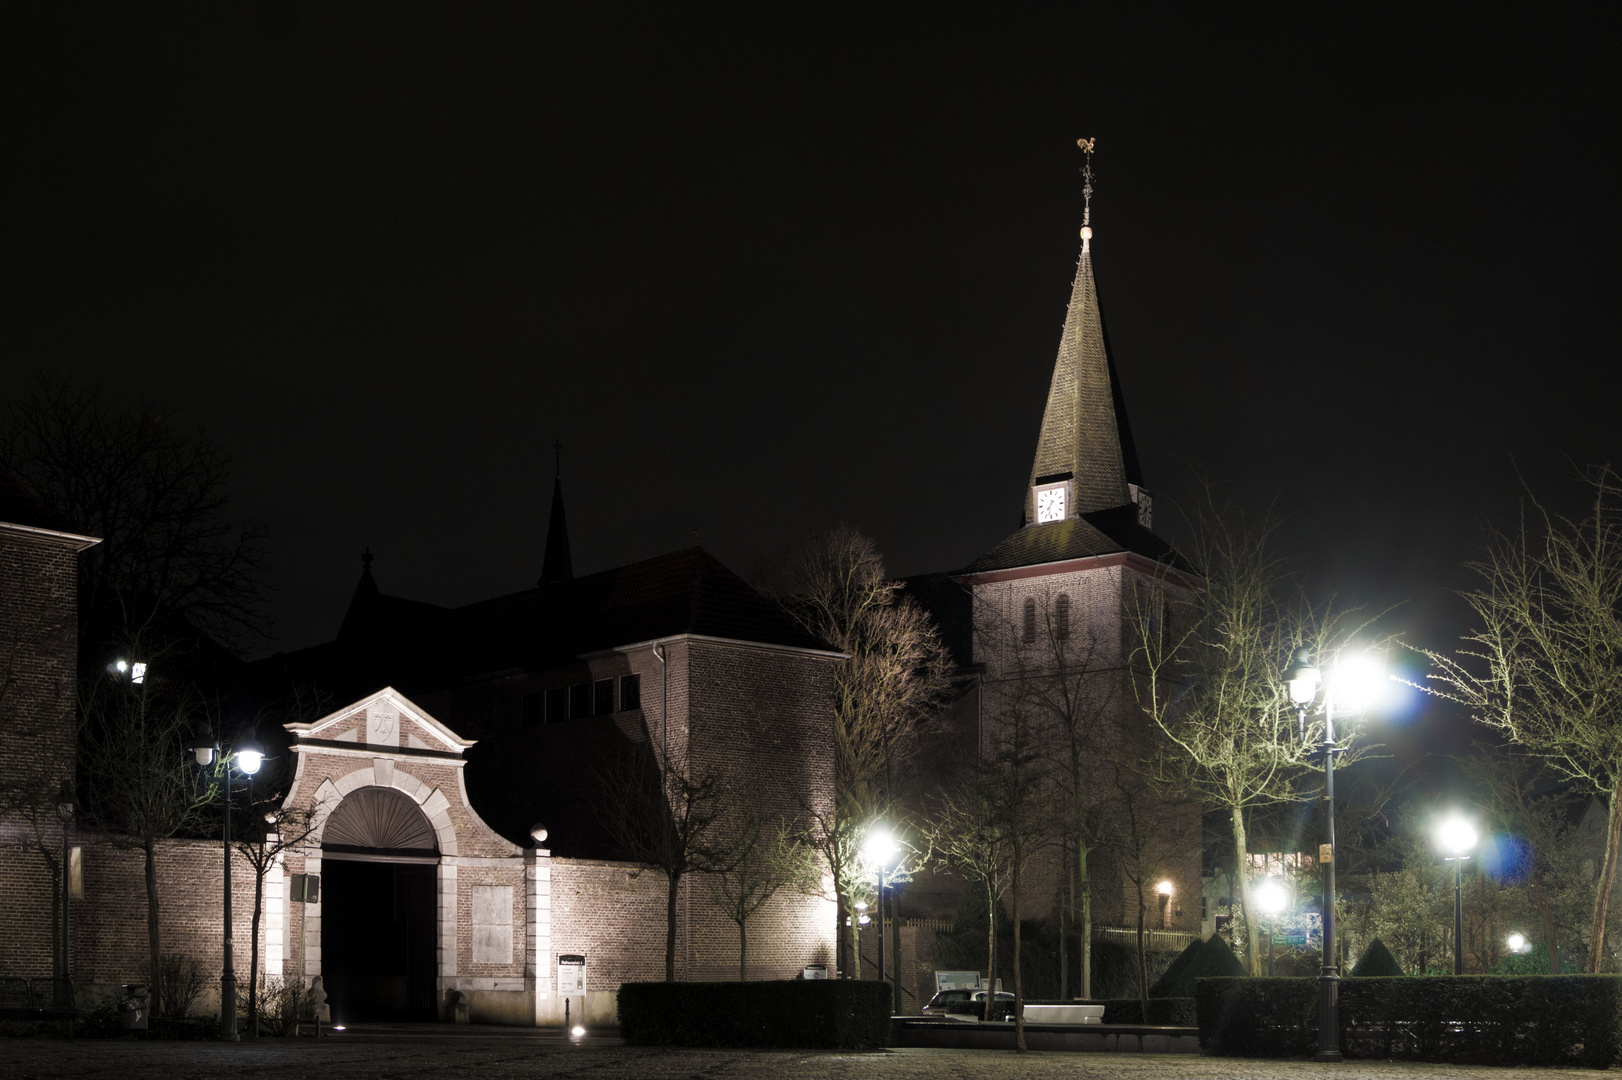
xmin=571 ymin=1025 xmax=586 ymax=1037
xmin=332 ymin=1025 xmax=346 ymax=1032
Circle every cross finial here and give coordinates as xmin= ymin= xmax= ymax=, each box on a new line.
xmin=553 ymin=438 xmax=563 ymax=479
xmin=1076 ymin=137 xmax=1096 ymax=250
xmin=361 ymin=546 xmax=374 ymax=571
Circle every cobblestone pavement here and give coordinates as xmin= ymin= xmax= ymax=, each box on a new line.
xmin=0 ymin=1026 xmax=1604 ymax=1080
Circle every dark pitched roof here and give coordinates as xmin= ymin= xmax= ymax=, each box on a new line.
xmin=965 ymin=505 xmax=1196 ymax=575
xmin=254 ymin=546 xmax=828 ymax=707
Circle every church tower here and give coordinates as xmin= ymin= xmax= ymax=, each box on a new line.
xmin=539 ymin=440 xmax=574 ymax=587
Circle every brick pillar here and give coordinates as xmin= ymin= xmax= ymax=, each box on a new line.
xmin=527 ymin=842 xmax=552 ymax=1025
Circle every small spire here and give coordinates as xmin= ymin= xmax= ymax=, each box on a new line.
xmin=539 ymin=443 xmax=574 ymax=587
xmin=1077 ymin=137 xmax=1096 ymax=253
xmin=553 ymin=437 xmax=562 ymax=480
xmin=361 ymin=546 xmax=374 ymax=571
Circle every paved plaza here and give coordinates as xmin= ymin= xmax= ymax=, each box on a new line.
xmin=0 ymin=1026 xmax=1606 ymax=1080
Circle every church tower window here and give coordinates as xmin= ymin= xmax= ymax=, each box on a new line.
xmin=1056 ymin=594 xmax=1071 ymax=640
xmin=1022 ymin=597 xmax=1037 ymax=643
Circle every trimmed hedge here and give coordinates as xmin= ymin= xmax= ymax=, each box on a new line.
xmin=1196 ymin=975 xmax=1622 ymax=1068
xmin=1148 ymin=937 xmax=1205 ymax=998
xmin=1154 ymin=935 xmax=1245 ymax=999
xmin=1099 ymin=997 xmax=1196 ymax=1026
xmin=617 ymin=980 xmax=892 ymax=1048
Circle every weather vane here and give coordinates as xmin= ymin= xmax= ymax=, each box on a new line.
xmin=1077 ymin=137 xmax=1096 ymax=247
xmin=553 ymin=437 xmax=563 ymax=479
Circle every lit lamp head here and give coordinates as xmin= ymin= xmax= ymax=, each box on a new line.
xmin=863 ymin=825 xmax=900 ymax=870
xmin=1330 ymin=651 xmax=1388 ymax=715
xmin=1254 ymin=876 xmax=1288 ymax=917
xmin=1436 ymin=814 xmax=1478 ymax=857
xmin=234 ymin=738 xmax=264 ymax=776
xmin=1285 ymin=649 xmax=1321 ymax=706
xmin=1156 ymin=880 xmax=1173 ymax=897
xmin=1507 ymin=932 xmax=1527 ymax=954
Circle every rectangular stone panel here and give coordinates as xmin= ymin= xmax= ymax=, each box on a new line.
xmin=473 ymin=884 xmax=513 ymax=965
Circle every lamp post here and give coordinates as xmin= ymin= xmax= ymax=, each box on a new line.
xmin=1285 ymin=648 xmax=1385 ymax=1063
xmin=1437 ymin=814 xmax=1477 ymax=975
xmin=1255 ymin=876 xmax=1288 ymax=977
xmin=190 ymin=737 xmax=263 ymax=1040
xmin=862 ymin=826 xmax=900 ymax=1014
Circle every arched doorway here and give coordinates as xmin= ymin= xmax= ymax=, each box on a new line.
xmin=320 ymin=786 xmax=439 ymax=1021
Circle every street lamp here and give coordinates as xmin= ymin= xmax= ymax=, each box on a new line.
xmin=862 ymin=825 xmax=901 ymax=1014
xmin=189 ymin=735 xmax=263 ymax=1041
xmin=1436 ymin=813 xmax=1478 ymax=975
xmin=1255 ymin=876 xmax=1288 ymax=977
xmin=1285 ymin=647 xmax=1387 ymax=1063
xmin=1507 ymin=932 xmax=1528 ymax=955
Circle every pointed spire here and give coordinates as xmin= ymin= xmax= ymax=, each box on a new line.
xmin=539 ymin=439 xmax=574 ymax=587
xmin=338 ymin=547 xmax=380 ymax=641
xmin=1023 ymin=139 xmax=1136 ymax=525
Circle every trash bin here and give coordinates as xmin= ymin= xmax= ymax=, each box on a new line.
xmin=119 ymin=984 xmax=150 ymax=1031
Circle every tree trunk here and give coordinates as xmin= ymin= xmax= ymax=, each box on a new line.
xmin=1590 ymin=791 xmax=1622 ymax=973
xmin=249 ymin=856 xmax=263 ymax=1033
xmin=835 ymin=881 xmax=850 ymax=978
xmin=983 ymin=879 xmax=997 ymax=1021
xmin=665 ymin=870 xmax=681 ymax=981
xmin=1231 ymin=806 xmax=1260 ymax=974
xmin=738 ymin=918 xmax=747 ymax=982
xmin=1079 ymin=844 xmax=1092 ymax=1000
xmin=144 ymin=839 xmax=162 ymax=1015
xmin=1533 ymin=873 xmax=1559 ymax=974
xmin=1058 ymin=840 xmax=1068 ymax=1000
xmin=890 ymin=891 xmax=901 ymax=1011
xmin=1135 ymin=883 xmax=1149 ymax=1021
xmin=1012 ymin=857 xmax=1025 ymax=1053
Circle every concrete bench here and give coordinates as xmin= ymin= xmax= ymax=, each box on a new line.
xmin=1022 ymin=1004 xmax=1105 ymax=1024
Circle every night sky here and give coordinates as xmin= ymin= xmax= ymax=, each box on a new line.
xmin=8 ymin=2 xmax=1616 ymax=723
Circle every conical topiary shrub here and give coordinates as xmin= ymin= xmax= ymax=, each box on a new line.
xmin=1148 ymin=936 xmax=1206 ymax=998
xmin=1155 ymin=934 xmax=1247 ymax=998
xmin=1349 ymin=937 xmax=1404 ymax=977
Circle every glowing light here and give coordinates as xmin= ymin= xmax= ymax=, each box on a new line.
xmin=1254 ymin=876 xmax=1288 ymax=916
xmin=1436 ymin=814 xmax=1478 ymax=856
xmin=863 ymin=826 xmax=899 ymax=869
xmin=571 ymin=1025 xmax=586 ymax=1037
xmin=332 ymin=1025 xmax=346 ymax=1031
xmin=1156 ymin=880 xmax=1173 ymax=896
xmin=116 ymin=660 xmax=128 ymax=673
xmin=1285 ymin=649 xmax=1320 ymax=705
xmin=235 ymin=747 xmax=263 ymax=775
xmin=1331 ymin=652 xmax=1388 ymax=714
xmin=131 ymin=662 xmax=147 ymax=683
xmin=1508 ymin=932 xmax=1527 ymax=953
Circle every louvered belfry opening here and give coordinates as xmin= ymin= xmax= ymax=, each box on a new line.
xmin=321 ymin=786 xmax=440 ymax=1022
xmin=322 ymin=786 xmax=439 ymax=856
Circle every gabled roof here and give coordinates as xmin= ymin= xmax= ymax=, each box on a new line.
xmin=287 ymin=685 xmax=475 ymax=753
xmin=0 ymin=468 xmax=100 ymax=549
xmin=967 ymin=505 xmax=1194 ymax=575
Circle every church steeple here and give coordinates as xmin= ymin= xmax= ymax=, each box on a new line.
xmin=1024 ymin=139 xmax=1143 ymax=528
xmin=539 ymin=439 xmax=574 ymax=587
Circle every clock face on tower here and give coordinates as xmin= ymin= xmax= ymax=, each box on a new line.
xmin=1035 ymin=485 xmax=1067 ymax=524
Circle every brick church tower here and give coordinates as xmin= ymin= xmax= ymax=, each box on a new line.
xmin=900 ymin=148 xmax=1202 ymax=1001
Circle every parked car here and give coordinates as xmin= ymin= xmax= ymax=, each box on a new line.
xmin=924 ymin=988 xmax=1015 ymax=1021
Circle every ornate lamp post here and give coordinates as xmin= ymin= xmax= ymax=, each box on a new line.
xmin=862 ymin=825 xmax=900 ymax=1014
xmin=1255 ymin=875 xmax=1288 ymax=977
xmin=1285 ymin=648 xmax=1385 ymax=1063
xmin=189 ymin=737 xmax=263 ymax=1041
xmin=1436 ymin=814 xmax=1478 ymax=975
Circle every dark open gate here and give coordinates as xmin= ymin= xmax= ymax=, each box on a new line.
xmin=320 ymin=787 xmax=439 ymax=1021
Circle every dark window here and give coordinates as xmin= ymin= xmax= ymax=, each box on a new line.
xmin=1022 ymin=597 xmax=1037 ymax=643
xmin=522 ymin=692 xmax=543 ymax=727
xmin=545 ymin=686 xmax=567 ymax=723
xmin=594 ymin=679 xmax=614 ymax=716
xmin=620 ymin=674 xmax=641 ymax=711
xmin=569 ymin=682 xmax=590 ymax=719
xmin=1055 ymin=593 xmax=1071 ymax=639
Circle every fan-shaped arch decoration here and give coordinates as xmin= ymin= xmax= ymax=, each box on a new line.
xmin=322 ymin=786 xmax=438 ymax=854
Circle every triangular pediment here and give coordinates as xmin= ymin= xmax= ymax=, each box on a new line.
xmin=286 ymin=686 xmax=474 ymax=754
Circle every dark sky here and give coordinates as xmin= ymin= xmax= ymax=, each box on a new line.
xmin=7 ymin=3 xmax=1617 ymax=693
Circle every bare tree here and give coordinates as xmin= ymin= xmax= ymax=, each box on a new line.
xmin=1424 ymin=467 xmax=1622 ymax=971
xmin=594 ymin=744 xmax=736 ymax=981
xmin=1101 ymin=750 xmax=1201 ymax=1020
xmin=793 ymin=800 xmax=870 ymax=978
xmin=1129 ymin=486 xmax=1366 ymax=974
xmin=767 ymin=525 xmax=953 ymax=973
xmin=710 ymin=812 xmax=816 ymax=980
xmin=236 ymin=798 xmax=318 ymax=1032
xmin=77 ymin=642 xmax=213 ymax=1015
xmin=0 ymin=375 xmax=270 ymax=651
xmin=923 ymin=780 xmax=1012 ymax=1024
